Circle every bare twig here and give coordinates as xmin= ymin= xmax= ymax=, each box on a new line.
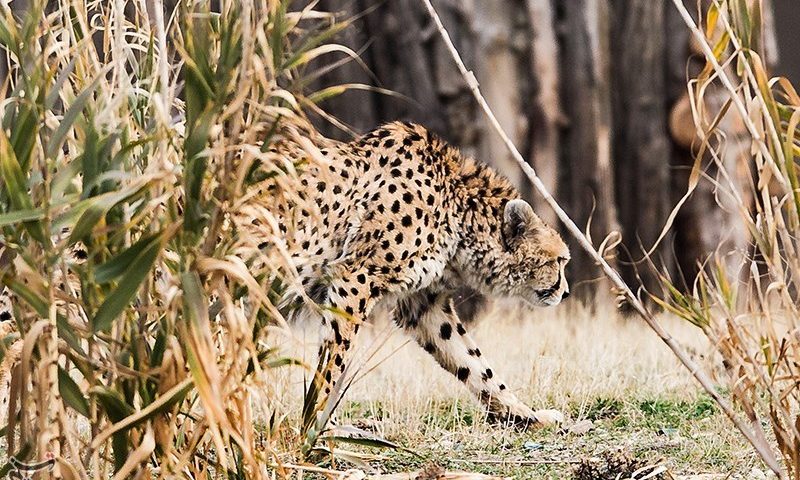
xmin=419 ymin=0 xmax=784 ymax=477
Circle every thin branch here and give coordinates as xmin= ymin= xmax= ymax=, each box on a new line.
xmin=419 ymin=0 xmax=784 ymax=477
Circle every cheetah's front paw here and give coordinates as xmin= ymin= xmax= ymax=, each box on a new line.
xmin=487 ymin=401 xmax=562 ymax=430
xmin=532 ymin=409 xmax=565 ymax=426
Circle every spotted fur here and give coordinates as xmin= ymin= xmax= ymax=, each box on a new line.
xmin=283 ymin=122 xmax=571 ymax=427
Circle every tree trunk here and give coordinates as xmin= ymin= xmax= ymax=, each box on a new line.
xmin=557 ymin=0 xmax=619 ymax=297
xmin=471 ymin=1 xmax=528 ymax=192
xmin=526 ymin=0 xmax=562 ymax=227
xmin=610 ymin=0 xmax=672 ymax=293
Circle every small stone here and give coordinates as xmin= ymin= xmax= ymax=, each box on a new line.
xmin=567 ymin=419 xmax=594 ymax=436
xmin=342 ymin=470 xmax=367 ymax=480
xmin=523 ymin=440 xmax=544 ymax=451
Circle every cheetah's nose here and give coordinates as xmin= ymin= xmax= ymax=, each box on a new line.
xmin=562 ymin=290 xmax=570 ymax=300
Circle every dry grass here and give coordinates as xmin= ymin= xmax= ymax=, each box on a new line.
xmin=656 ymin=1 xmax=800 ymax=478
xmin=0 ymin=0 xmax=355 ymax=477
xmin=344 ymin=304 xmax=705 ymax=412
xmin=273 ymin=302 xmax=762 ymax=478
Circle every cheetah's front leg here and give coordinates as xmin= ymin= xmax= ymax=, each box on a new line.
xmin=396 ymin=291 xmax=564 ymax=429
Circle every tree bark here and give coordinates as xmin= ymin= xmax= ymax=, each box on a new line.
xmin=526 ymin=0 xmax=562 ymax=227
xmin=557 ymin=0 xmax=619 ymax=297
xmin=610 ymin=0 xmax=672 ymax=292
xmin=471 ymin=0 xmax=528 ymax=191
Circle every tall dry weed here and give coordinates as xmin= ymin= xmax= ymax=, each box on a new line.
xmin=657 ymin=1 xmax=800 ymax=477
xmin=0 ymin=1 xmax=358 ymax=477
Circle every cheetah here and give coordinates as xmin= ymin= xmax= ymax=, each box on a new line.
xmin=282 ymin=122 xmax=571 ymax=428
xmin=0 ymin=122 xmax=570 ymax=429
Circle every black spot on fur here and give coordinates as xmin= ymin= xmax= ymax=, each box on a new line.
xmin=309 ymin=281 xmax=328 ymax=304
xmin=440 ymin=323 xmax=452 ymax=340
xmin=456 ymin=367 xmax=470 ymax=382
xmin=331 ymin=321 xmax=342 ymax=344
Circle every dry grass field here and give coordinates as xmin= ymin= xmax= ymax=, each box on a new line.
xmin=1 ymin=1 xmax=795 ymax=478
xmin=271 ymin=300 xmax=770 ymax=479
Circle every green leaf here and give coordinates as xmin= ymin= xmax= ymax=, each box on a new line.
xmin=0 ymin=10 xmax=19 ymax=55
xmin=0 ymin=207 xmax=44 ymax=227
xmin=1 ymin=275 xmax=48 ymax=317
xmin=145 ymin=379 xmax=193 ymax=414
xmin=66 ymin=183 xmax=149 ymax=243
xmin=91 ymin=386 xmax=135 ymax=420
xmin=92 ymin=232 xmax=163 ymax=332
xmin=95 ymin=233 xmax=161 ymax=284
xmin=150 ymin=323 xmax=167 ymax=367
xmin=58 ymin=366 xmax=90 ymax=418
xmin=111 ymin=432 xmax=129 ymax=472
xmin=183 ymin=108 xmax=215 ymax=235
xmin=281 ymin=22 xmax=349 ymax=71
xmin=8 ymin=102 xmax=38 ymax=173
xmin=0 ymin=125 xmax=30 ymax=207
xmin=91 ymin=387 xmax=133 ymax=471
xmin=57 ymin=314 xmax=85 ymax=355
xmin=46 ymin=70 xmax=106 ymax=159
xmin=44 ymin=56 xmax=77 ymax=111
xmin=51 ymin=160 xmax=82 ymax=200
xmin=181 ymin=271 xmax=209 ymax=336
xmin=0 ymin=128 xmax=45 ymax=242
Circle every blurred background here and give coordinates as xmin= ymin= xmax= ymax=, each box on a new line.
xmin=3 ymin=0 xmax=795 ymax=300
xmin=310 ymin=0 xmax=800 ymax=300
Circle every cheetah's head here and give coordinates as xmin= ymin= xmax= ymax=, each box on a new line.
xmin=499 ymin=199 xmax=570 ymax=307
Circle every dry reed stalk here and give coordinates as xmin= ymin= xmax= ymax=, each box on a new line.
xmin=0 ymin=0 xmax=365 ymax=477
xmin=663 ymin=1 xmax=800 ymax=478
xmin=419 ymin=0 xmax=784 ymax=477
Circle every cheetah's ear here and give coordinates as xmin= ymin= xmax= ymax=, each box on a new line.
xmin=503 ymin=199 xmax=541 ymax=244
